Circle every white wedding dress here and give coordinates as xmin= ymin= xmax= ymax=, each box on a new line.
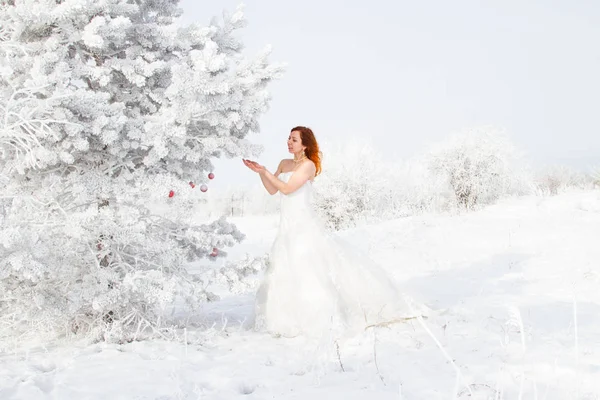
xmin=254 ymin=171 xmax=426 ymax=339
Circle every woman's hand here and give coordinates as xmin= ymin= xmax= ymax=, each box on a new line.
xmin=244 ymin=159 xmax=278 ymax=195
xmin=242 ymin=159 xmax=266 ymax=174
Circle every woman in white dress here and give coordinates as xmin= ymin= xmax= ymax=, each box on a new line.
xmin=243 ymin=126 xmax=425 ymax=339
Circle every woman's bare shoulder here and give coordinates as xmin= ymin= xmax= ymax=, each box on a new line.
xmin=300 ymin=158 xmax=316 ymax=171
xmin=277 ymin=158 xmax=294 ymax=173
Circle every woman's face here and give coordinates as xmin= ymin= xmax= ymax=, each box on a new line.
xmin=287 ymin=130 xmax=305 ymax=154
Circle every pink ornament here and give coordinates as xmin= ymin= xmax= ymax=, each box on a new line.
xmin=200 ymin=184 xmax=208 ymax=192
xmin=210 ymin=247 xmax=218 ymax=257
xmin=208 ymin=172 xmax=215 ymax=180
xmin=189 ymin=181 xmax=195 ymax=188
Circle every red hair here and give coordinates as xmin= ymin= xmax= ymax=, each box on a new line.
xmin=291 ymin=126 xmax=322 ymax=176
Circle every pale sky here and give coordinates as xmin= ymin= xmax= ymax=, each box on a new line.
xmin=178 ymin=0 xmax=600 ymax=188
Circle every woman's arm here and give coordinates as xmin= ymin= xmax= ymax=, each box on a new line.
xmin=259 ymin=160 xmax=283 ymax=195
xmin=260 ymin=161 xmax=315 ymax=195
xmin=243 ymin=159 xmax=282 ymax=195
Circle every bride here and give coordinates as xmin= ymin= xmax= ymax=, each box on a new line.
xmin=243 ymin=126 xmax=425 ymax=339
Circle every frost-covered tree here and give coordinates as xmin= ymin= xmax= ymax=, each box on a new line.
xmin=312 ymin=139 xmax=417 ymax=230
xmin=591 ymin=167 xmax=600 ymax=189
xmin=312 ymin=140 xmax=382 ymax=230
xmin=534 ymin=165 xmax=590 ymax=195
xmin=0 ymin=1 xmax=282 ymax=343
xmin=427 ymin=127 xmax=530 ymax=209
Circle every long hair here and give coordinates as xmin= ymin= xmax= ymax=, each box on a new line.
xmin=291 ymin=126 xmax=322 ymax=176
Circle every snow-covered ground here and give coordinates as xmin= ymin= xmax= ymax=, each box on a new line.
xmin=1 ymin=190 xmax=599 ymax=399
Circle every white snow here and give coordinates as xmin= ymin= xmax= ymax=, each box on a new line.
xmin=1 ymin=190 xmax=599 ymax=399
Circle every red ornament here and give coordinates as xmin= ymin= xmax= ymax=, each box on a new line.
xmin=200 ymin=184 xmax=208 ymax=192
xmin=208 ymin=172 xmax=215 ymax=180
xmin=210 ymin=247 xmax=218 ymax=257
xmin=189 ymin=181 xmax=195 ymax=188
xmin=168 ymin=190 xmax=175 ymax=198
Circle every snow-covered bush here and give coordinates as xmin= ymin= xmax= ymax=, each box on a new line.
xmin=591 ymin=167 xmax=600 ymax=189
xmin=534 ymin=165 xmax=591 ymax=195
xmin=427 ymin=127 xmax=530 ymax=209
xmin=312 ymin=139 xmax=425 ymax=230
xmin=0 ymin=1 xmax=282 ymax=343
xmin=312 ymin=139 xmax=386 ymax=230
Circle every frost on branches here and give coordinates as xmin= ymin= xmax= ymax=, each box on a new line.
xmin=534 ymin=165 xmax=591 ymax=195
xmin=427 ymin=127 xmax=530 ymax=209
xmin=312 ymin=139 xmax=413 ymax=231
xmin=0 ymin=1 xmax=283 ymax=343
xmin=592 ymin=167 xmax=600 ymax=189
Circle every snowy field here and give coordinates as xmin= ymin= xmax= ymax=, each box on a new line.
xmin=1 ymin=190 xmax=599 ymax=399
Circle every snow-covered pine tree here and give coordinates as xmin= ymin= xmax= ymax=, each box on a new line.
xmin=0 ymin=1 xmax=282 ymax=343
